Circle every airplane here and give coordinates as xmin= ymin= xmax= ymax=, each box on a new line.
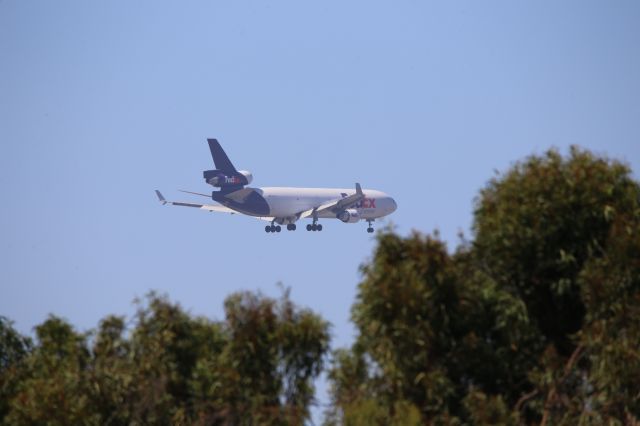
xmin=155 ymin=139 xmax=397 ymax=233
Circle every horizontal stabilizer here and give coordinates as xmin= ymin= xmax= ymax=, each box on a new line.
xmin=179 ymin=189 xmax=211 ymax=198
xmin=155 ymin=190 xmax=236 ymax=213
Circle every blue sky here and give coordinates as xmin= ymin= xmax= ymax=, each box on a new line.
xmin=1 ymin=0 xmax=639 ymax=418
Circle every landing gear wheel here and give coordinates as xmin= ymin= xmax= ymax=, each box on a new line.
xmin=317 ymin=224 xmax=323 ymax=231
xmin=275 ymin=225 xmax=281 ymax=232
xmin=287 ymin=224 xmax=296 ymax=231
xmin=366 ymin=220 xmax=374 ymax=233
xmin=311 ymin=224 xmax=317 ymax=231
xmin=306 ymin=224 xmax=312 ymax=231
xmin=265 ymin=226 xmax=271 ymax=233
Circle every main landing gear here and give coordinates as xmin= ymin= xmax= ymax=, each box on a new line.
xmin=306 ymin=217 xmax=322 ymax=232
xmin=366 ymin=220 xmax=374 ymax=233
xmin=265 ymin=224 xmax=281 ymax=233
xmin=306 ymin=223 xmax=323 ymax=232
xmin=266 ymin=220 xmax=297 ymax=233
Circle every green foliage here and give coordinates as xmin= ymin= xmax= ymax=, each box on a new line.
xmin=5 ymin=316 xmax=94 ymax=425
xmin=473 ymin=147 xmax=638 ymax=354
xmin=0 ymin=290 xmax=329 ymax=425
xmin=330 ymin=231 xmax=542 ymax=423
xmin=325 ymin=399 xmax=422 ymax=426
xmin=205 ymin=289 xmax=331 ymax=424
xmin=329 ymin=147 xmax=640 ymax=424
xmin=462 ymin=389 xmax=515 ymax=425
xmin=0 ymin=317 xmax=32 ymax=421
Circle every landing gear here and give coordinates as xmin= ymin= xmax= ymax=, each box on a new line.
xmin=266 ymin=218 xmax=296 ymax=234
xmin=366 ymin=220 xmax=374 ymax=233
xmin=265 ymin=225 xmax=281 ymax=233
xmin=306 ymin=221 xmax=322 ymax=232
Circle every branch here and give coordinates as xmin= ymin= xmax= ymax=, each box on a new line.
xmin=540 ymin=345 xmax=585 ymax=426
xmin=515 ymin=389 xmax=539 ymax=412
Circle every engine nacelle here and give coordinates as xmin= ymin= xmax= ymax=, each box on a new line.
xmin=238 ymin=170 xmax=253 ymax=185
xmin=338 ymin=208 xmax=360 ymax=223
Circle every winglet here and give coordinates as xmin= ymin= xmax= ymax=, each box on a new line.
xmin=355 ymin=182 xmax=363 ymax=195
xmin=155 ymin=190 xmax=167 ymax=205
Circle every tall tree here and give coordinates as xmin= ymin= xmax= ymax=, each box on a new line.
xmin=327 ymin=147 xmax=640 ymax=424
xmin=473 ymin=147 xmax=640 ymax=423
xmin=473 ymin=147 xmax=638 ymax=355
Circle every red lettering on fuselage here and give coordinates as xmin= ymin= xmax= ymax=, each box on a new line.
xmin=356 ymin=198 xmax=376 ymax=209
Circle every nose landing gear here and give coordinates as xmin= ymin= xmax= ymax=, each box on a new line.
xmin=366 ymin=220 xmax=374 ymax=233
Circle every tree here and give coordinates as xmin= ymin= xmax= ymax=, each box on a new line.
xmin=473 ymin=147 xmax=640 ymax=423
xmin=0 ymin=290 xmax=330 ymax=425
xmin=0 ymin=317 xmax=32 ymax=421
xmin=4 ymin=316 xmax=94 ymax=425
xmin=473 ymin=147 xmax=638 ymax=355
xmin=328 ymin=147 xmax=640 ymax=424
xmin=198 ymin=289 xmax=330 ymax=424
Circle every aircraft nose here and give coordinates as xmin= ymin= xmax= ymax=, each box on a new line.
xmin=390 ymin=197 xmax=397 ymax=212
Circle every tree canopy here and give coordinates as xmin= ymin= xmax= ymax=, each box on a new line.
xmin=1 ymin=290 xmax=330 ymax=425
xmin=2 ymin=147 xmax=638 ymax=425
xmin=326 ymin=147 xmax=640 ymax=425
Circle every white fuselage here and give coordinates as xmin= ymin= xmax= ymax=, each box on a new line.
xmin=256 ymin=187 xmax=397 ymax=220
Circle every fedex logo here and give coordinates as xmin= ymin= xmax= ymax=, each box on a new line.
xmin=356 ymin=198 xmax=376 ymax=209
xmin=225 ymin=176 xmax=241 ymax=184
xmin=340 ymin=193 xmax=376 ymax=209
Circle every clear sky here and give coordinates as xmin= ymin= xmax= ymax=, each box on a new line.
xmin=1 ymin=0 xmax=639 ymax=419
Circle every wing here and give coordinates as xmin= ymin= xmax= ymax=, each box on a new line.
xmin=300 ymin=183 xmax=365 ymax=219
xmin=155 ymin=190 xmax=274 ymax=221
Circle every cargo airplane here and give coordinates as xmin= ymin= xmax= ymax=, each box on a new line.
xmin=155 ymin=139 xmax=397 ymax=233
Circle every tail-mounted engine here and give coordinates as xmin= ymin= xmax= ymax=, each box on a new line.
xmin=337 ymin=208 xmax=360 ymax=223
xmin=203 ymin=170 xmax=253 ymax=188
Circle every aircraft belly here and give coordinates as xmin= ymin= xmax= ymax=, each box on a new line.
xmin=266 ymin=197 xmax=310 ymax=218
xmin=359 ymin=209 xmax=381 ymax=219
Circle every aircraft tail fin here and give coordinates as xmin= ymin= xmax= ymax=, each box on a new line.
xmin=207 ymin=138 xmax=238 ymax=173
